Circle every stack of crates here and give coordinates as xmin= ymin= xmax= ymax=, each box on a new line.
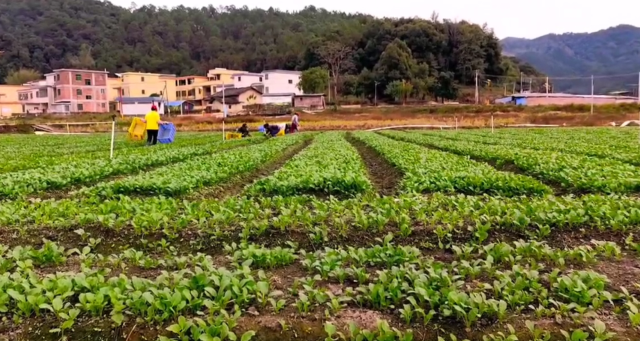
xmin=128 ymin=118 xmax=146 ymax=140
xmin=226 ymin=132 xmax=243 ymax=140
xmin=158 ymin=123 xmax=176 ymax=144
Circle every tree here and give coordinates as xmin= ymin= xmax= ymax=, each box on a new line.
xmin=432 ymin=72 xmax=459 ymax=103
xmin=149 ymin=93 xmax=160 ymax=97
xmin=385 ymin=80 xmax=413 ymax=105
xmin=4 ymin=68 xmax=41 ymax=85
xmin=317 ymin=42 xmax=352 ymax=101
xmin=68 ymin=44 xmax=95 ymax=69
xmin=298 ymin=67 xmax=329 ymax=94
xmin=373 ymin=39 xmax=417 ymax=85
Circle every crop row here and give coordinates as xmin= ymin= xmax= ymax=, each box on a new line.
xmin=0 ymin=237 xmax=635 ymax=339
xmin=2 ymin=193 xmax=640 ymax=236
xmin=385 ymin=130 xmax=640 ymax=194
xmin=84 ymin=133 xmax=310 ymax=198
xmin=429 ymin=129 xmax=640 ymax=165
xmin=0 ymin=137 xmax=261 ymax=199
xmin=353 ymin=132 xmax=551 ymax=197
xmin=247 ymin=132 xmax=372 ymax=197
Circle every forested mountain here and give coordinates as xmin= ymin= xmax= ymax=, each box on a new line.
xmin=0 ymin=0 xmax=538 ymax=101
xmin=501 ymin=25 xmax=640 ymax=94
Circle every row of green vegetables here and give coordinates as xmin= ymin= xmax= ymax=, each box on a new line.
xmin=2 ymin=193 xmax=640 ymax=236
xmin=353 ymin=132 xmax=551 ymax=197
xmin=82 ymin=134 xmax=310 ymax=198
xmin=247 ymin=132 xmax=372 ymax=197
xmin=430 ymin=128 xmax=640 ymax=166
xmin=0 ymin=136 xmax=261 ymax=199
xmin=0 ymin=133 xmax=222 ymax=174
xmin=384 ymin=131 xmax=640 ymax=194
xmin=0 ymin=237 xmax=636 ymax=340
xmin=469 ymin=127 xmax=640 ymax=148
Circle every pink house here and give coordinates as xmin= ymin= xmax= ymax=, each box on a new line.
xmin=18 ymin=69 xmax=109 ymax=114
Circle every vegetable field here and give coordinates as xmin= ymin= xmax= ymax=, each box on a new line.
xmin=1 ymin=128 xmax=640 ymax=341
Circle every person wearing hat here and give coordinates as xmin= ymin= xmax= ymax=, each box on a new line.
xmin=142 ymin=105 xmax=165 ymax=146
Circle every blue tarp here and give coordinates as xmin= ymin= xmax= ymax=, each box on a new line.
xmin=167 ymin=101 xmax=187 ymax=107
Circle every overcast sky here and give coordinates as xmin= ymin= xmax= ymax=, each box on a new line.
xmin=110 ymin=0 xmax=639 ymax=39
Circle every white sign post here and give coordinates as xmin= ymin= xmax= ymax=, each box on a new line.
xmin=110 ymin=115 xmax=116 ymax=159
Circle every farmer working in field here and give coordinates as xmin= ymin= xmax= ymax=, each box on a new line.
xmin=237 ymin=123 xmax=251 ymax=138
xmin=263 ymin=123 xmax=281 ymax=137
xmin=291 ymin=112 xmax=300 ymax=133
xmin=141 ymin=105 xmax=165 ymax=146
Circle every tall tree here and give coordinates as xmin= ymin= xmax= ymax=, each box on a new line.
xmin=317 ymin=42 xmax=352 ymax=100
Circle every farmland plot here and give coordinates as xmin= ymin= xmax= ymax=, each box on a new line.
xmin=0 ymin=128 xmax=640 ymax=341
xmin=384 ymin=130 xmax=640 ymax=194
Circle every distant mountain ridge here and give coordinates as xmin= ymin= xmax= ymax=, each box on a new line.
xmin=500 ymin=25 xmax=640 ymax=94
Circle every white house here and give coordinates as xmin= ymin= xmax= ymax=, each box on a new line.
xmin=233 ymin=73 xmax=264 ymax=88
xmin=262 ymin=70 xmax=302 ymax=95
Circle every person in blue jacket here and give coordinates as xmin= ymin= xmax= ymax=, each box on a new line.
xmin=263 ymin=123 xmax=281 ymax=137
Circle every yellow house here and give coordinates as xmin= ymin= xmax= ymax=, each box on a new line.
xmin=209 ymin=86 xmax=262 ymax=115
xmin=0 ymin=85 xmax=26 ymax=116
xmin=109 ymin=72 xmax=177 ymax=101
xmin=175 ymin=75 xmax=209 ymax=110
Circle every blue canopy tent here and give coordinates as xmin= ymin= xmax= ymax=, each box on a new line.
xmin=167 ymin=100 xmax=195 ymax=115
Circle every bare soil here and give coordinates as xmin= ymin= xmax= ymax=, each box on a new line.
xmin=346 ymin=133 xmax=403 ymax=196
xmin=193 ymin=137 xmax=313 ymax=200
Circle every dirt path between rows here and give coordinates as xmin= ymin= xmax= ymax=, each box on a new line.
xmin=192 ymin=136 xmax=314 ymax=200
xmin=346 ymin=133 xmax=402 ymax=196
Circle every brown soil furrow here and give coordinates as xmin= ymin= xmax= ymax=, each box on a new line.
xmin=346 ymin=133 xmax=403 ymax=196
xmin=191 ymin=136 xmax=314 ymax=200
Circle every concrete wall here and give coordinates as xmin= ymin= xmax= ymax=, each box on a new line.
xmin=294 ymin=96 xmax=324 ymax=108
xmin=263 ymin=95 xmax=292 ymax=105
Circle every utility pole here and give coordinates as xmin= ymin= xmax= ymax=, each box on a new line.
xmin=327 ymin=70 xmax=331 ymax=103
xmin=545 ymin=76 xmax=549 ymax=97
xmin=474 ymin=70 xmax=479 ymax=104
xmin=591 ymin=75 xmax=594 ymax=115
xmin=529 ymin=78 xmax=532 ymax=93
xmin=374 ymin=81 xmax=379 ymax=106
xmin=520 ymin=72 xmax=523 ymax=93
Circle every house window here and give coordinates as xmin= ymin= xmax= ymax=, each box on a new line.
xmin=141 ymin=77 xmax=145 ymax=82
xmin=176 ymin=91 xmax=180 ymax=98
xmin=86 ymin=95 xmax=92 ymax=100
xmin=237 ymin=77 xmax=241 ymax=82
xmin=77 ymin=104 xmax=84 ymax=111
xmin=265 ymin=87 xmax=269 ymax=94
xmin=85 ymin=79 xmax=91 ymax=86
xmin=75 ymin=74 xmax=82 ymax=81
xmin=57 ymin=89 xmax=61 ymax=96
xmin=100 ymin=89 xmax=105 ymax=94
xmin=198 ymin=88 xmax=202 ymax=94
xmin=259 ymin=77 xmax=263 ymax=82
xmin=141 ymin=90 xmax=146 ymax=95
xmin=181 ymin=91 xmax=186 ymax=97
xmin=288 ymin=79 xmax=293 ymax=84
xmin=160 ymin=91 xmax=163 ymax=95
xmin=265 ymin=74 xmax=269 ymax=80
xmin=76 ymin=89 xmax=82 ymax=96
xmin=121 ymin=89 xmax=125 ymax=95
xmin=55 ymin=74 xmax=60 ymax=81
xmin=29 ymin=93 xmax=33 ymax=99
xmin=101 ymin=103 xmax=106 ymax=108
